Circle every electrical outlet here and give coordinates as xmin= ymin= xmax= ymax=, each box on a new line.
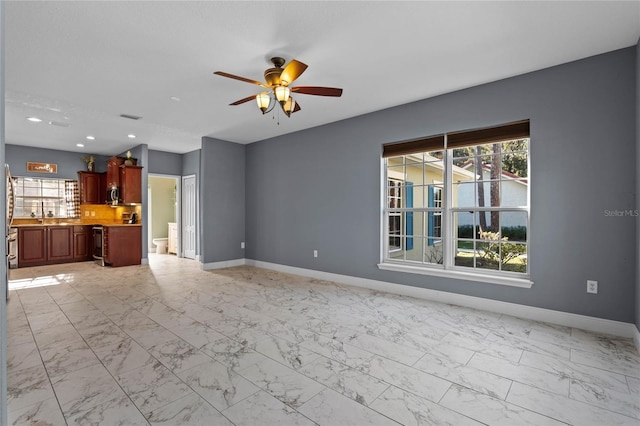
xmin=587 ymin=280 xmax=598 ymax=294
xmin=91 ymin=211 xmax=96 ymax=217
xmin=241 ymin=242 xmax=245 ymax=249
xmin=313 ymin=250 xmax=318 ymax=258
xmin=84 ymin=211 xmax=89 ymax=217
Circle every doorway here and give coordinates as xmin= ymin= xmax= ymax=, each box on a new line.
xmin=147 ymin=175 xmax=179 ymax=256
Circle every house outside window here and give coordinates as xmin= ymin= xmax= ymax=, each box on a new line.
xmin=380 ymin=120 xmax=530 ymax=285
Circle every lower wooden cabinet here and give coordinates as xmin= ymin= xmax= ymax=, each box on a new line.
xmin=18 ymin=227 xmax=47 ymax=267
xmin=73 ymin=225 xmax=93 ymax=261
xmin=18 ymin=226 xmax=74 ymax=267
xmin=104 ymin=226 xmax=141 ymax=267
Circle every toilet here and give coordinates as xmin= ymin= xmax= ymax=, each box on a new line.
xmin=153 ymin=238 xmax=168 ymax=254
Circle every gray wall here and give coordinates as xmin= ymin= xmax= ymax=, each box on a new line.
xmin=149 ymin=149 xmax=182 ymax=175
xmin=182 ymin=149 xmax=200 ymax=177
xmin=246 ymin=46 xmax=637 ymax=323
xmin=636 ymin=39 xmax=640 ymax=333
xmin=200 ymin=137 xmax=245 ymax=264
xmin=6 ymin=144 xmax=109 ymax=178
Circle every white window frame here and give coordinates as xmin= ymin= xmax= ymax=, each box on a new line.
xmin=387 ymin=178 xmax=403 ymax=252
xmin=378 ymin=137 xmax=533 ymax=289
xmin=13 ymin=176 xmax=68 ymax=218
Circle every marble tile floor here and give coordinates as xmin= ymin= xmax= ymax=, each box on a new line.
xmin=6 ymin=254 xmax=640 ymax=425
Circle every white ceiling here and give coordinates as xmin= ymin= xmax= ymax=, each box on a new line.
xmin=4 ymin=1 xmax=640 ymax=156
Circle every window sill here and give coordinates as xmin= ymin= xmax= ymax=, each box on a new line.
xmin=377 ymin=262 xmax=533 ymax=288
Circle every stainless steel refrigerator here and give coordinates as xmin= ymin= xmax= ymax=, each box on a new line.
xmin=5 ymin=164 xmax=15 ymax=299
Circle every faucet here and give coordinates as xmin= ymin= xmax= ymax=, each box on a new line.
xmin=38 ymin=201 xmax=45 ymax=224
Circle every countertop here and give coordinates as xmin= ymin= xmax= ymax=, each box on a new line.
xmin=12 ymin=222 xmax=141 ymax=227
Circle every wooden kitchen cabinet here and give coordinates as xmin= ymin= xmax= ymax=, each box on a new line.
xmin=104 ymin=225 xmax=141 ymax=267
xmin=73 ymin=225 xmax=93 ymax=261
xmin=18 ymin=226 xmax=74 ymax=267
xmin=78 ymin=171 xmax=106 ymax=204
xmin=119 ymin=165 xmax=143 ymax=204
xmin=47 ymin=226 xmax=74 ymax=263
xmin=18 ymin=227 xmax=47 ymax=267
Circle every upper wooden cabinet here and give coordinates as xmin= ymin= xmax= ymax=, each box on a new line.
xmin=119 ymin=165 xmax=143 ymax=204
xmin=106 ymin=156 xmax=124 ymax=189
xmin=78 ymin=171 xmax=106 ymax=204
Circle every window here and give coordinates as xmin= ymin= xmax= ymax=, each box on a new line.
xmin=13 ymin=177 xmax=79 ymax=218
xmin=381 ymin=120 xmax=530 ymax=284
xmin=387 ymin=179 xmax=403 ymax=251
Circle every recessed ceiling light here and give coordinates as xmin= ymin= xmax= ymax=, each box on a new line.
xmin=170 ymin=96 xmax=181 ymax=102
xmin=26 ymin=117 xmax=42 ymax=122
xmin=128 ymin=134 xmax=136 ymax=139
xmin=76 ymin=143 xmax=85 ymax=148
xmin=86 ymin=136 xmax=95 ymax=140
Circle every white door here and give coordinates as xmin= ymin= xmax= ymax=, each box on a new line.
xmin=182 ymin=175 xmax=197 ymax=259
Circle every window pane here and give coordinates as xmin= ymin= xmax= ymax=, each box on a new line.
xmin=499 ymin=180 xmax=527 ymax=207
xmin=388 ymin=237 xmax=405 ymax=259
xmin=501 ymin=242 xmax=527 ymax=273
xmin=404 ymin=152 xmax=424 ymax=164
xmin=500 ymin=212 xmax=527 ymax=242
xmin=452 ymin=182 xmax=476 ymax=207
xmin=407 ymin=184 xmax=425 ymax=208
xmin=387 ymin=164 xmax=405 ymax=181
xmin=454 ymin=244 xmax=476 ymax=268
xmin=405 ymin=163 xmax=424 ymax=186
xmin=405 ymin=237 xmax=424 ymax=263
xmin=455 ymin=211 xmax=476 ymax=239
xmin=425 ymin=240 xmax=443 ymax=264
xmin=424 ymin=165 xmax=443 ymax=186
xmin=425 ymin=151 xmax=443 ymax=161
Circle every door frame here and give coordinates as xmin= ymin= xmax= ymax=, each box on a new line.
xmin=181 ymin=174 xmax=198 ymax=260
xmin=148 ymin=173 xmax=181 ymax=256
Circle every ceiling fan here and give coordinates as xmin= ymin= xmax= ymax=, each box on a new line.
xmin=214 ymin=57 xmax=343 ymax=117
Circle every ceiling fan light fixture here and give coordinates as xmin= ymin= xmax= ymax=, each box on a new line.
xmin=274 ymin=85 xmax=290 ymax=105
xmin=283 ymin=97 xmax=296 ymax=117
xmin=256 ymin=92 xmax=271 ymax=114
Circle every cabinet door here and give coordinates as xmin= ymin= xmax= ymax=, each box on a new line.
xmin=73 ymin=226 xmax=93 ymax=261
xmin=18 ymin=227 xmax=47 ymax=267
xmin=120 ymin=166 xmax=142 ymax=204
xmin=48 ymin=226 xmax=74 ymax=263
xmin=78 ymin=172 xmax=104 ymax=204
xmin=104 ymin=226 xmax=141 ymax=267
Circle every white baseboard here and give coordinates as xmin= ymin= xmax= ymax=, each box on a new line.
xmin=202 ymin=258 xmax=247 ymax=270
xmin=246 ymin=260 xmax=639 ymax=347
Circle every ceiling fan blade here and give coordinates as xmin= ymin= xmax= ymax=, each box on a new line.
xmin=293 ymin=102 xmax=301 ymax=113
xmin=280 ymin=60 xmax=308 ymax=85
xmin=229 ymin=94 xmax=257 ymax=106
xmin=291 ymin=86 xmax=343 ymax=97
xmin=214 ymin=71 xmax=268 ymax=88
